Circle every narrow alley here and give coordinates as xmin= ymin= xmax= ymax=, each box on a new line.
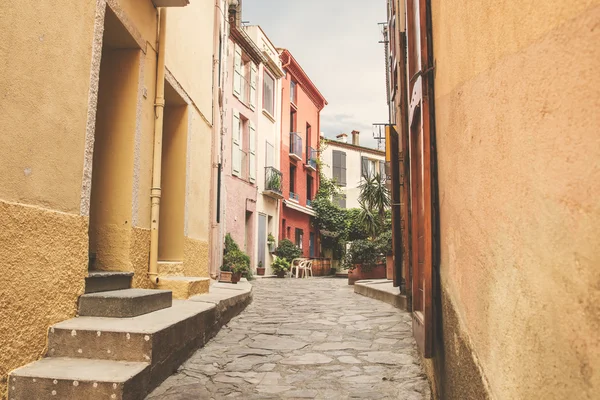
xmin=147 ymin=278 xmax=430 ymax=399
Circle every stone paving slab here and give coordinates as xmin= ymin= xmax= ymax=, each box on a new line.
xmin=146 ymin=278 xmax=430 ymax=399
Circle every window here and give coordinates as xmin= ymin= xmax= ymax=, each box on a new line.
xmin=263 ymin=71 xmax=275 ymax=115
xmin=295 ymin=228 xmax=303 ymax=249
xmin=290 ymin=80 xmax=297 ymax=104
xmin=249 ymin=121 xmax=256 ymax=183
xmin=305 ymin=123 xmax=311 ymax=163
xmin=307 ymin=175 xmax=313 ymax=201
xmin=232 ymin=109 xmax=242 ymax=177
xmin=290 ymin=109 xmax=297 ymax=133
xmin=290 ymin=165 xmax=296 ymax=195
xmin=233 ymin=44 xmax=256 ymax=109
xmin=332 ymin=150 xmax=347 ymax=186
xmin=361 ymin=156 xmax=380 ymax=179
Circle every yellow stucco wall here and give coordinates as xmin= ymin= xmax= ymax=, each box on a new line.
xmin=184 ymin=237 xmax=210 ymax=278
xmin=0 ymin=200 xmax=88 ymax=396
xmin=431 ymin=1 xmax=600 ymax=398
xmin=166 ymin=2 xmax=215 ymax=122
xmin=0 ymin=0 xmax=96 ymax=213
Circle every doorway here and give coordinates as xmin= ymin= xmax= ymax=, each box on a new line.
xmin=157 ymin=82 xmax=188 ymax=262
xmin=257 ymin=214 xmax=267 ymax=270
xmin=88 ymin=7 xmax=142 ymax=271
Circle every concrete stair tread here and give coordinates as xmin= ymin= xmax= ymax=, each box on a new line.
xmin=81 ymin=288 xmax=170 ymax=299
xmin=56 ymin=300 xmax=214 ymax=334
xmin=11 ymin=357 xmax=148 ymax=382
xmin=160 ymin=276 xmax=209 ymax=282
xmin=79 ymin=289 xmax=172 ymax=318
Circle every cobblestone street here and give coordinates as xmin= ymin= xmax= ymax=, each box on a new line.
xmin=147 ymin=278 xmax=430 ymax=399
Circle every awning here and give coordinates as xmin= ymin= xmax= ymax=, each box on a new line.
xmin=283 ymin=200 xmax=315 ymax=216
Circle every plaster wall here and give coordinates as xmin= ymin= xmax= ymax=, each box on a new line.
xmin=221 ymin=37 xmax=259 ymax=264
xmin=426 ymin=1 xmax=600 ymax=398
xmin=280 ymin=72 xmax=320 ymax=210
xmin=0 ymin=200 xmax=88 ymax=397
xmin=0 ymin=0 xmax=96 ymax=213
xmin=165 ymin=1 xmax=214 ymax=123
xmin=320 ymin=141 xmax=385 ymax=210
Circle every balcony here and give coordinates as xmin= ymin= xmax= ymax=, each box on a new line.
xmin=306 ymin=147 xmax=317 ymax=171
xmin=289 ymin=192 xmax=300 ymax=202
xmin=289 ymin=132 xmax=302 ymax=161
xmin=264 ymin=167 xmax=283 ymax=199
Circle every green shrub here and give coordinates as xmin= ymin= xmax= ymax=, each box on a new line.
xmin=274 ymin=239 xmax=302 ymax=262
xmin=271 ymin=257 xmax=291 ymax=274
xmin=223 ymin=233 xmax=251 ymax=278
xmin=343 ymin=239 xmax=383 ymax=271
xmin=374 ymin=230 xmax=393 ymax=256
xmin=346 ymin=208 xmax=369 ymax=241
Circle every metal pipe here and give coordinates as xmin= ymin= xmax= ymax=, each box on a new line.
xmin=149 ymin=8 xmax=168 ymax=285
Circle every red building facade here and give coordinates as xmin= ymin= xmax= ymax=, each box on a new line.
xmin=278 ymin=49 xmax=327 ymax=258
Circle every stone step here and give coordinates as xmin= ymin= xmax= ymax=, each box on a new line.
xmin=48 ymin=301 xmax=216 ymax=363
xmin=9 ymin=357 xmax=149 ymax=400
xmin=78 ymin=289 xmax=172 ymax=318
xmin=85 ymin=271 xmax=134 ymax=294
xmin=157 ymin=276 xmax=210 ymax=299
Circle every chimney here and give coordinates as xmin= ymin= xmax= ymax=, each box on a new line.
xmin=351 ymin=130 xmax=360 ymax=146
xmin=336 ymin=133 xmax=348 ymax=143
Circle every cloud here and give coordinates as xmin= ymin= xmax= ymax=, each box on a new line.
xmin=243 ymin=0 xmax=389 ymax=150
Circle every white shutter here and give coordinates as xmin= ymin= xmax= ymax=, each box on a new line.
xmin=232 ymin=109 xmax=241 ymax=176
xmin=233 ymin=45 xmax=242 ymax=96
xmin=249 ymin=121 xmax=256 ymax=183
xmin=249 ymin=63 xmax=257 ymax=110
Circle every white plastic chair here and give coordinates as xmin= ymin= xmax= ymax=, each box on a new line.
xmin=302 ymin=259 xmax=313 ymax=278
xmin=291 ymin=258 xmax=308 ymax=278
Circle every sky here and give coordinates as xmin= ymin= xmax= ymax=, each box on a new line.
xmin=243 ymin=0 xmax=389 ymax=150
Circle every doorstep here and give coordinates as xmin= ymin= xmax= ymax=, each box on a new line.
xmin=354 ymin=279 xmax=407 ymax=310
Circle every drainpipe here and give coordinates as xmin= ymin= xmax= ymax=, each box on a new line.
xmin=149 ymin=8 xmax=168 ymax=285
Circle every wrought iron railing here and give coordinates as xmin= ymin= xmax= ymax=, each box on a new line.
xmin=307 ymin=199 xmax=312 ymax=207
xmin=289 ymin=132 xmax=302 ymax=159
xmin=265 ymin=166 xmax=282 ymax=194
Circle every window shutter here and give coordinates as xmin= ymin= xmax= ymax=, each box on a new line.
xmin=332 ymin=151 xmax=340 ymax=183
xmin=249 ymin=121 xmax=256 ymax=183
xmin=361 ymin=156 xmax=369 ymax=179
xmin=249 ymin=63 xmax=257 ymax=110
xmin=232 ymin=110 xmax=241 ymax=176
xmin=233 ymin=45 xmax=242 ymax=96
xmin=341 ymin=152 xmax=347 ymax=186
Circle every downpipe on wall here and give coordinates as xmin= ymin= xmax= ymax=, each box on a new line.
xmin=149 ymin=8 xmax=168 ymax=285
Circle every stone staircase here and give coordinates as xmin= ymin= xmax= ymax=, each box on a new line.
xmin=8 ymin=271 xmax=221 ymax=400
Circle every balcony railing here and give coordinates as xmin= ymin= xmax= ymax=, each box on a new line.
xmin=307 ymin=199 xmax=312 ymax=208
xmin=289 ymin=132 xmax=302 ymax=161
xmin=264 ymin=166 xmax=283 ymax=199
xmin=290 ymin=192 xmax=299 ymax=201
xmin=306 ymin=147 xmax=317 ymax=170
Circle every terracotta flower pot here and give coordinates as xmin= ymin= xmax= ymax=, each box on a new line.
xmin=257 ymin=267 xmax=266 ymax=276
xmin=231 ymin=272 xmax=242 ymax=284
xmin=347 ymin=263 xmax=387 ymax=285
xmin=276 ymin=271 xmax=286 ymax=278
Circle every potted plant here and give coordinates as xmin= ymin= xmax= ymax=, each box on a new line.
xmin=344 ymin=239 xmax=386 ymax=285
xmin=257 ymin=260 xmax=265 ymax=276
xmin=271 ymin=257 xmax=290 ymax=278
xmin=274 ymin=239 xmax=302 ymax=262
xmin=267 ymin=233 xmax=276 ymax=253
xmin=221 ymin=234 xmax=251 ymax=284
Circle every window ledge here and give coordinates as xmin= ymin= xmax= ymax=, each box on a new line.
xmin=262 ymin=109 xmax=276 ymax=123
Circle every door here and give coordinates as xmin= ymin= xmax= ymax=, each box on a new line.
xmin=257 ymin=214 xmax=267 ymax=270
xmin=309 ymin=232 xmax=315 ymax=258
xmin=386 ymin=125 xmax=403 ymax=289
xmin=406 ymin=0 xmax=434 ymax=358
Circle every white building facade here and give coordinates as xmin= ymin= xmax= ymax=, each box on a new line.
xmin=320 ymin=131 xmax=386 ymax=210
